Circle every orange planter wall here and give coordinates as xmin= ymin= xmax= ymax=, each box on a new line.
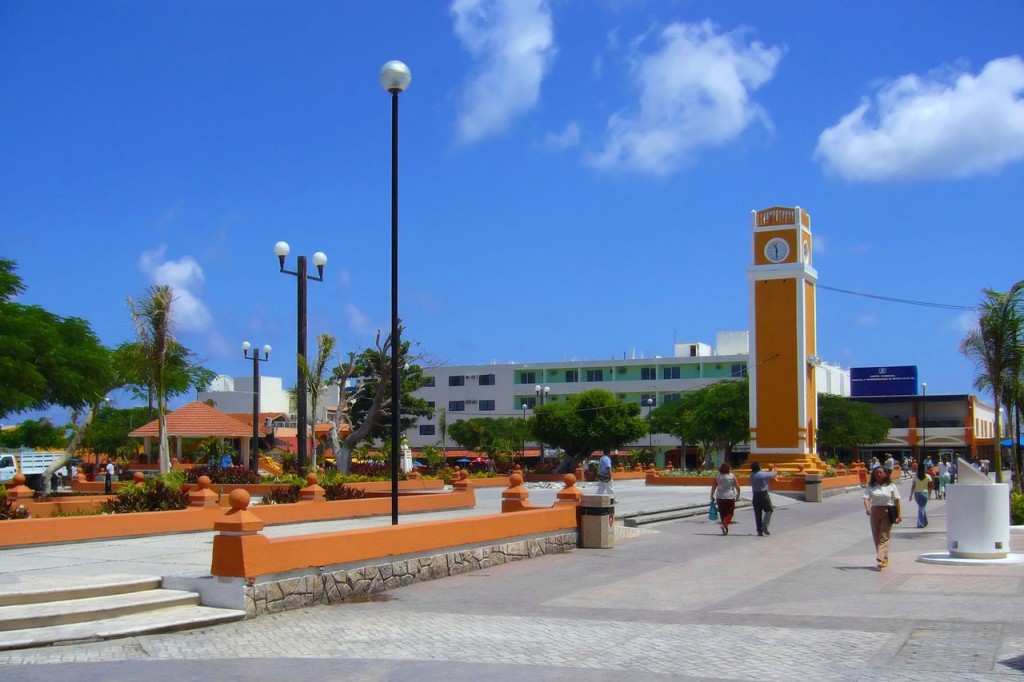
xmin=0 ymin=490 xmax=476 ymax=548
xmin=212 ymin=505 xmax=578 ymax=579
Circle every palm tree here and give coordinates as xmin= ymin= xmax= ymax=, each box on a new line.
xmin=297 ymin=333 xmax=337 ymax=471
xmin=960 ymin=282 xmax=1023 ymax=486
xmin=127 ymin=285 xmax=175 ymax=473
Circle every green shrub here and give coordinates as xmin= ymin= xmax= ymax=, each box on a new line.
xmin=187 ymin=465 xmax=260 ymax=485
xmin=324 ymin=483 xmax=366 ymax=501
xmin=259 ymin=485 xmax=300 ymax=505
xmin=52 ymin=507 xmax=102 ymax=517
xmin=0 ymin=488 xmax=30 ymax=520
xmin=1011 ymin=492 xmax=1024 ymax=526
xmin=101 ymin=478 xmax=189 ymax=513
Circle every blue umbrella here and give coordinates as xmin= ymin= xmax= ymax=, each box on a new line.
xmin=457 ymin=458 xmax=471 ymax=463
xmin=413 ymin=460 xmax=425 ymax=466
xmin=1000 ymin=437 xmax=1024 ymax=447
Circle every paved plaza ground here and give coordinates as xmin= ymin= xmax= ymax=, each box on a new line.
xmin=2 ymin=479 xmax=1023 ymax=680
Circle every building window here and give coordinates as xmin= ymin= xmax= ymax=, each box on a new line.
xmin=641 ymin=367 xmax=656 ymax=381
xmin=479 ymin=400 xmax=496 ymax=411
xmin=449 ymin=401 xmax=465 ymax=412
xmin=426 ymin=401 xmax=435 ymax=408
xmin=449 ymin=375 xmax=465 ymax=387
xmin=522 ymin=397 xmax=537 ymax=409
xmin=423 ymin=377 xmax=435 ymax=388
xmin=663 ymin=366 xmax=681 ymax=380
xmin=586 ymin=369 xmax=604 ymax=382
xmin=479 ymin=374 xmax=495 ymax=386
xmin=663 ymin=393 xmax=681 ymax=403
xmin=419 ymin=424 xmax=435 ymax=436
xmin=731 ymin=364 xmax=747 ymax=377
xmin=519 ymin=371 xmax=536 ymax=384
xmin=565 ymin=369 xmax=578 ymax=383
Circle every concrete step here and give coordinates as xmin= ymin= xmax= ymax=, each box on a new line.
xmin=0 ymin=574 xmax=162 ymax=607
xmin=0 ymin=588 xmax=200 ymax=631
xmin=621 ymin=501 xmax=751 ymax=527
xmin=0 ymin=604 xmax=245 ymax=651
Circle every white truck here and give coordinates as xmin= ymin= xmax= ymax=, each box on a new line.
xmin=0 ymin=449 xmax=64 ymax=489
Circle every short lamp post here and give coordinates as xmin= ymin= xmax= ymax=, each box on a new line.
xmin=646 ymin=397 xmax=654 ymax=461
xmin=242 ymin=342 xmax=271 ymax=472
xmin=381 ymin=59 xmax=411 ymax=526
xmin=274 ymin=241 xmax=326 ymax=475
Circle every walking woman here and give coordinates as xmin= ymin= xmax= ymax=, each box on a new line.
xmin=909 ymin=465 xmax=933 ymax=527
xmin=710 ymin=462 xmax=740 ymax=535
xmin=863 ymin=466 xmax=901 ymax=570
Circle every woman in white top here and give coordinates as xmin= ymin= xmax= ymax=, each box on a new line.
xmin=710 ymin=462 xmax=740 ymax=536
xmin=863 ymin=466 xmax=902 ymax=570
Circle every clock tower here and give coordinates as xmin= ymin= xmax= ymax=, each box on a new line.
xmin=746 ymin=206 xmax=825 ymax=472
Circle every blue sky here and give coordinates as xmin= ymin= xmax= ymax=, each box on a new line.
xmin=2 ymin=0 xmax=1023 ymax=421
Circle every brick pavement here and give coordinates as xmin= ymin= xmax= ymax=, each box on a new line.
xmin=2 ymin=484 xmax=1023 ymax=681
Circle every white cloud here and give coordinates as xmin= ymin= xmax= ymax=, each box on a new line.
xmin=948 ymin=311 xmax=978 ymax=334
xmin=813 ymin=234 xmax=827 ymax=255
xmin=451 ymin=0 xmax=556 ymax=143
xmin=345 ymin=303 xmax=374 ymax=335
xmin=137 ymin=246 xmax=212 ymax=332
xmin=587 ymin=20 xmax=783 ymax=175
xmin=815 ymin=56 xmax=1024 ymax=181
xmin=337 ymin=270 xmax=352 ymax=287
xmin=855 ymin=313 xmax=881 ymax=327
xmin=544 ymin=121 xmax=580 ymax=149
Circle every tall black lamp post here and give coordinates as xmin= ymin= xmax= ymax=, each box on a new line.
xmin=381 ymin=59 xmax=411 ymax=526
xmin=920 ymin=382 xmax=928 ymax=473
xmin=242 ymin=341 xmax=271 ymax=472
xmin=534 ymin=384 xmax=549 ymax=459
xmin=274 ymin=241 xmax=326 ymax=475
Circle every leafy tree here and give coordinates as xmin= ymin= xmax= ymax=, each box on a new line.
xmin=326 ymin=330 xmax=433 ymax=473
xmin=532 ymin=389 xmax=647 ymax=473
xmin=817 ymin=395 xmax=892 ymax=462
xmin=118 ymin=340 xmax=216 ymax=419
xmin=448 ymin=417 xmax=530 ymax=463
xmin=960 ymin=282 xmax=1023 ymax=485
xmin=659 ymin=380 xmax=749 ymax=467
xmin=127 ymin=285 xmax=176 ymax=473
xmin=80 ymin=406 xmax=152 ymax=458
xmin=649 ymin=390 xmax=705 ymax=461
xmin=0 ymin=259 xmax=115 ymax=419
xmin=0 ymin=418 xmax=68 ymax=450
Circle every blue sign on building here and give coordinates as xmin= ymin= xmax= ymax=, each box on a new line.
xmin=850 ymin=366 xmax=919 ymax=397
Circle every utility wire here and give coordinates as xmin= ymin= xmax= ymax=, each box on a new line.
xmin=817 ymin=284 xmax=974 ymax=311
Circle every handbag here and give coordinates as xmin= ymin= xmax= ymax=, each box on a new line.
xmin=708 ymin=499 xmax=719 ymax=521
xmin=886 ymin=490 xmax=898 ymax=523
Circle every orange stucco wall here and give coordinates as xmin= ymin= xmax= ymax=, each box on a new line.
xmin=755 ymin=277 xmax=799 ymax=448
xmin=0 ymin=490 xmax=476 ymax=548
xmin=211 ymin=505 xmax=578 ymax=579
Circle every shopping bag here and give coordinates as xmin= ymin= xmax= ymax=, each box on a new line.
xmin=708 ymin=500 xmax=719 ymax=521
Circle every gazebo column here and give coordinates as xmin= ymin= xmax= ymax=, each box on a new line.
xmin=176 ymin=437 xmax=183 ymax=460
xmin=240 ymin=437 xmax=251 ymax=470
xmin=143 ymin=437 xmax=152 ymax=464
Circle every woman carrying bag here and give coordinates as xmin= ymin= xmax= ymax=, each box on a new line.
xmin=710 ymin=462 xmax=740 ymax=535
xmin=863 ymin=466 xmax=902 ymax=570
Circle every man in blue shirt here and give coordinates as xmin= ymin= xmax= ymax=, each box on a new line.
xmin=596 ymin=452 xmax=614 ymax=497
xmin=749 ymin=462 xmax=778 ymax=537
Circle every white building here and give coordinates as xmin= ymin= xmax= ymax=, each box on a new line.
xmin=407 ymin=332 xmax=850 ymax=454
xmin=197 ymin=375 xmax=342 ymax=425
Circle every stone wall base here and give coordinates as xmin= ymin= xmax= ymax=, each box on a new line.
xmin=245 ymin=531 xmax=578 ymax=617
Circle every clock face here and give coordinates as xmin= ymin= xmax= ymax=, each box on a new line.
xmin=764 ymin=237 xmax=789 ymax=263
xmin=802 ymin=240 xmax=810 ymax=263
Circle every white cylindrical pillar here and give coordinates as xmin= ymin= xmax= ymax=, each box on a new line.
xmin=946 ymin=483 xmax=1010 ymax=559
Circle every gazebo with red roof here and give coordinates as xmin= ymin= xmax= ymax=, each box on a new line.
xmin=129 ymin=402 xmax=256 ymax=468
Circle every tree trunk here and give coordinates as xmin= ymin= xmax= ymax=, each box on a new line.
xmin=158 ymin=396 xmax=170 ymax=473
xmin=38 ymin=401 xmax=101 ymax=497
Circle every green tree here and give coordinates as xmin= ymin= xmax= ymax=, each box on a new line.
xmin=816 ymin=395 xmax=892 ymax=462
xmin=127 ymin=285 xmax=176 ymax=473
xmin=326 ymin=330 xmax=433 ymax=473
xmin=80 ymin=406 xmax=152 ymax=458
xmin=0 ymin=418 xmax=68 ymax=450
xmin=960 ymin=282 xmax=1024 ymax=485
xmin=449 ymin=417 xmax=530 ymax=463
xmin=650 ymin=390 xmax=704 ymax=461
xmin=0 ymin=259 xmax=115 ymax=419
xmin=532 ymin=389 xmax=647 ymax=473
xmin=670 ymin=380 xmax=750 ymax=467
xmin=118 ymin=340 xmax=216 ymax=419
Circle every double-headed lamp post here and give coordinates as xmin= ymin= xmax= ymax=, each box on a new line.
xmin=381 ymin=59 xmax=411 ymax=526
xmin=274 ymin=241 xmax=326 ymax=475
xmin=242 ymin=342 xmax=271 ymax=472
